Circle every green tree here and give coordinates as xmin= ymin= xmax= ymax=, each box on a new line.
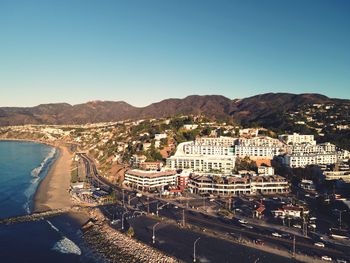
xmin=127 ymin=226 xmax=135 ymax=237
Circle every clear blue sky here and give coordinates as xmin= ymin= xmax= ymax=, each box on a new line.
xmin=1 ymin=0 xmax=349 ymax=107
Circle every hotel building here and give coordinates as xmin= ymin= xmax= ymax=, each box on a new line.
xmin=124 ymin=169 xmax=178 ymax=191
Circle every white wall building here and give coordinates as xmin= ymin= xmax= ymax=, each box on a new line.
xmin=284 ymin=153 xmax=338 ymax=168
xmin=235 ymin=136 xmax=286 ymax=159
xmin=166 ymin=155 xmax=235 ymax=174
xmin=258 ymin=166 xmax=275 ymax=176
xmin=278 ymin=133 xmax=315 ymax=145
xmin=124 ymin=169 xmax=178 ymax=191
xmin=188 ymin=174 xmax=290 ymax=196
xmin=183 ymin=142 xmax=235 ymax=156
xmin=195 ymin=136 xmax=237 ymax=146
xmin=166 ymin=138 xmax=237 ymax=174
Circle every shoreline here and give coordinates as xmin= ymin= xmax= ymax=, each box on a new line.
xmin=33 ymin=144 xmax=73 ymax=213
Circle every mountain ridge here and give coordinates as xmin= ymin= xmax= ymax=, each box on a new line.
xmin=0 ymin=93 xmax=348 ymax=127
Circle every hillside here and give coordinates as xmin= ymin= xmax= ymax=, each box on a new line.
xmin=0 ymin=93 xmax=348 ymax=127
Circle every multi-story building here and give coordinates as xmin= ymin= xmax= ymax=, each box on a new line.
xmin=195 ymin=136 xmax=237 ymax=146
xmin=166 ymin=138 xmax=236 ymax=174
xmin=278 ymin=133 xmax=315 ymax=145
xmin=258 ymin=166 xmax=275 ymax=176
xmin=280 ymin=133 xmax=342 ymax=168
xmin=323 ymin=170 xmax=350 ymax=182
xmin=235 ymin=136 xmax=286 ymax=159
xmin=124 ymin=169 xmax=178 ymax=191
xmin=288 ymin=142 xmax=336 ymax=154
xmin=284 ymin=153 xmax=338 ymax=168
xmin=166 ymin=155 xmax=236 ymax=174
xmin=188 ymin=174 xmax=290 ymax=196
xmin=140 ymin=162 xmax=162 ymax=171
xmin=183 ymin=142 xmax=235 ymax=156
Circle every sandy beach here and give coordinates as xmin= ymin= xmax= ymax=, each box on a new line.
xmin=34 ymin=145 xmax=73 ymax=212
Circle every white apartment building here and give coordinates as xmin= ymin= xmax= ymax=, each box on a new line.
xmin=195 ymin=136 xmax=237 ymax=146
xmin=284 ymin=153 xmax=338 ymax=168
xmin=289 ymin=142 xmax=336 ymax=154
xmin=166 ymin=155 xmax=236 ymax=174
xmin=166 ymin=138 xmax=236 ymax=174
xmin=124 ymin=169 xmax=178 ymax=191
xmin=235 ymin=136 xmax=285 ymax=159
xmin=188 ymin=174 xmax=290 ymax=196
xmin=258 ymin=166 xmax=275 ymax=176
xmin=183 ymin=142 xmax=235 ymax=156
xmin=278 ymin=133 xmax=315 ymax=145
xmin=323 ymin=170 xmax=350 ymax=182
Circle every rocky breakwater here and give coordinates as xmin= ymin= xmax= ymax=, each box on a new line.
xmin=83 ymin=209 xmax=181 ymax=263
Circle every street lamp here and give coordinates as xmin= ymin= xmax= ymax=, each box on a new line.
xmin=193 ymin=237 xmax=201 ymax=262
xmin=121 ymin=211 xmax=128 ymax=230
xmin=152 ymin=222 xmax=161 ymax=244
xmin=337 ymin=209 xmax=347 ymax=229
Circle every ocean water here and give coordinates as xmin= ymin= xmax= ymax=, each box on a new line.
xmin=0 ymin=141 xmax=101 ymax=263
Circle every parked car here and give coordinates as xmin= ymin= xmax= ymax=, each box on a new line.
xmin=239 ymin=219 xmax=248 ymax=224
xmin=321 ymin=256 xmax=332 ymax=261
xmin=254 ymin=239 xmax=264 ymax=245
xmin=111 ymin=219 xmax=120 ymax=225
xmin=272 ymin=232 xmax=282 ymax=238
xmin=309 ymin=223 xmax=317 ymax=229
xmin=336 ymin=259 xmax=347 ymax=263
xmin=293 ymin=224 xmax=302 ymax=229
xmin=314 ymin=242 xmax=325 ymax=247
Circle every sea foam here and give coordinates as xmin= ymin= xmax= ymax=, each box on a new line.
xmin=31 ymin=147 xmax=57 ymax=177
xmin=23 ymin=147 xmax=57 ymax=213
xmin=47 ymin=220 xmax=82 ymax=256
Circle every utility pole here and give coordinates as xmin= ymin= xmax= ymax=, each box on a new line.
xmin=122 ymin=189 xmax=125 ymax=207
xmin=182 ymin=209 xmax=185 ymax=227
xmin=147 ymin=197 xmax=150 ymax=214
xmin=339 ymin=210 xmax=346 ymax=229
xmin=121 ymin=211 xmax=128 ymax=230
xmin=292 ymin=235 xmax=296 ymax=257
xmin=302 ymin=217 xmax=307 ymax=237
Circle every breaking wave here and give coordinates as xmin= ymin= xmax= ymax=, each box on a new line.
xmin=23 ymin=147 xmax=57 ymax=213
xmin=31 ymin=147 xmax=57 ymax=177
xmin=47 ymin=220 xmax=82 ymax=256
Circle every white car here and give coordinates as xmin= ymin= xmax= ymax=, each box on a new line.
xmin=337 ymin=259 xmax=347 ymax=263
xmin=293 ymin=224 xmax=302 ymax=229
xmin=314 ymin=242 xmax=325 ymax=247
xmin=322 ymin=256 xmax=332 ymax=261
xmin=309 ymin=217 xmax=317 ymax=221
xmin=272 ymin=232 xmax=282 ymax=238
xmin=111 ymin=219 xmax=120 ymax=225
xmin=239 ymin=219 xmax=248 ymax=224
